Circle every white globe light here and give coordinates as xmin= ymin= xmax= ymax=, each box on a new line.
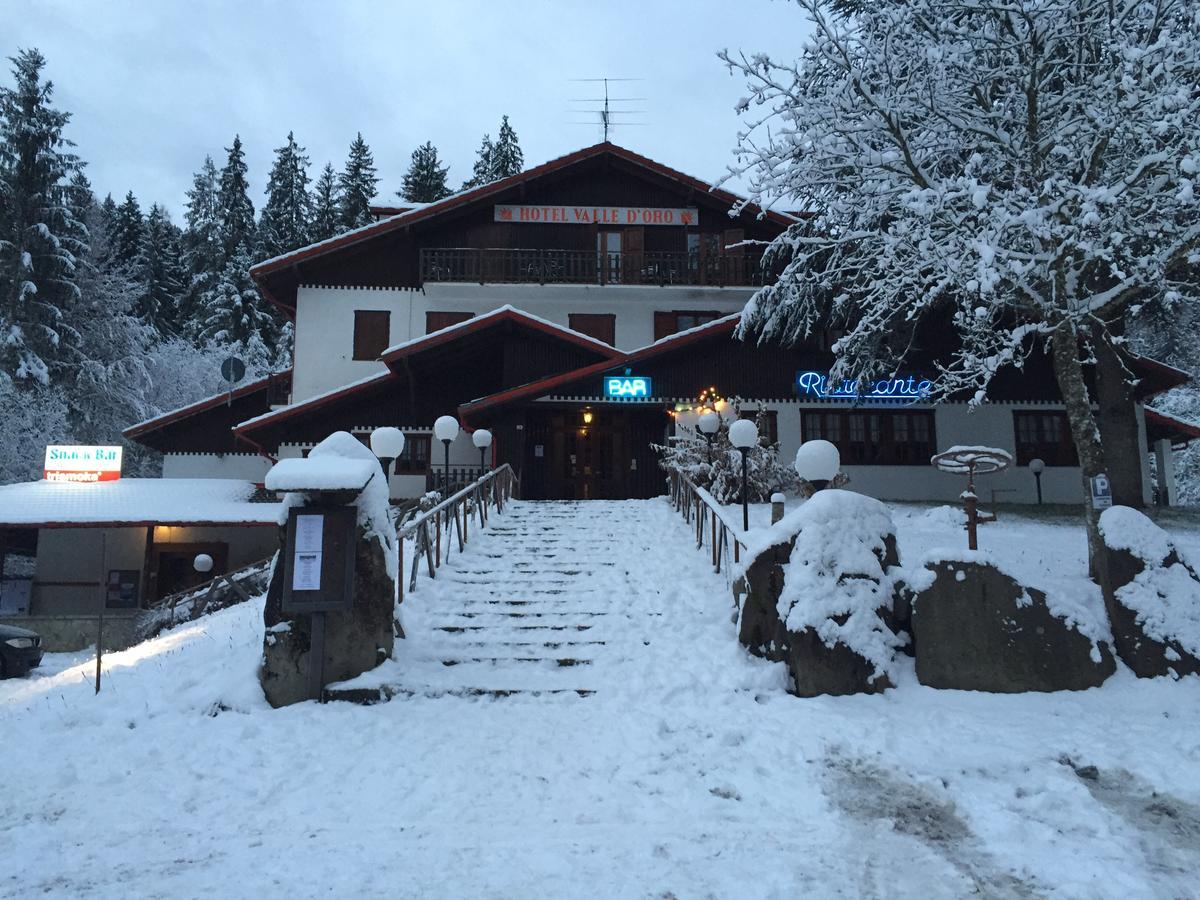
xmin=369 ymin=426 xmax=405 ymax=460
xmin=472 ymin=428 xmax=493 ymax=449
xmin=795 ymin=439 xmax=841 ymax=482
xmin=728 ymin=418 xmax=758 ymax=449
xmin=698 ymin=411 xmax=720 ymax=435
xmin=193 ymin=553 xmax=214 ymax=574
xmin=1029 ymin=457 xmax=1046 ymax=475
xmin=433 ymin=415 xmax=460 ymax=443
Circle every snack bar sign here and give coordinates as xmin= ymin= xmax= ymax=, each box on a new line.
xmin=44 ymin=445 xmax=123 ymax=483
xmin=495 ymin=205 xmax=698 ymax=227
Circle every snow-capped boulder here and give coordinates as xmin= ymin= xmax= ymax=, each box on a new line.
xmin=260 ymin=432 xmax=399 ymax=708
xmin=911 ymin=558 xmax=1115 ymax=692
xmin=738 ymin=490 xmax=904 ymax=696
xmin=1098 ymin=507 xmax=1200 ymax=679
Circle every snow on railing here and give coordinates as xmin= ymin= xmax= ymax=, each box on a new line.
xmin=396 ymin=464 xmax=518 ymax=597
xmin=667 ymin=469 xmax=746 ymax=580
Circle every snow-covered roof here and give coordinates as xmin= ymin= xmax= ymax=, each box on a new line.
xmin=265 ymin=457 xmax=377 ymax=493
xmin=0 ymin=479 xmax=281 ymax=528
xmin=380 ymin=304 xmax=619 ymax=358
xmin=123 ymin=370 xmax=290 ymax=439
xmin=235 ymin=370 xmax=394 ymax=432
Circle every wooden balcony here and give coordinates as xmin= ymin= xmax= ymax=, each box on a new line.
xmin=419 ymin=248 xmax=770 ymax=288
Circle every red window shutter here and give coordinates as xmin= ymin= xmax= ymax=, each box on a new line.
xmin=568 ymin=313 xmax=616 ymax=346
xmin=653 ymin=311 xmax=675 ymax=341
xmin=352 ymin=310 xmax=391 ymax=360
xmin=425 ymin=311 xmax=473 ymax=333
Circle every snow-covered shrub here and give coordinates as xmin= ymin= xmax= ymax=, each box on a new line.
xmin=654 ymin=400 xmax=799 ymax=503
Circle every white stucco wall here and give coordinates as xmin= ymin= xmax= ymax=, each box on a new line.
xmin=162 ymin=453 xmax=272 ymax=482
xmin=291 ymin=283 xmax=755 ymax=401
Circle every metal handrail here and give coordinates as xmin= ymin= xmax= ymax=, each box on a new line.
xmin=397 ymin=464 xmax=518 ymax=597
xmin=667 ymin=469 xmax=747 ymax=577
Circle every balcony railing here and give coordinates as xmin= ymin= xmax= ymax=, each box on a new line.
xmin=419 ymin=247 xmax=771 ymax=288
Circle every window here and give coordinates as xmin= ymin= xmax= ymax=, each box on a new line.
xmin=1013 ymin=411 xmax=1077 ymax=466
xmin=426 ymin=311 xmax=473 ymax=334
xmin=653 ymin=310 xmax=722 ymax=341
xmin=802 ymin=410 xmax=936 ymax=466
xmin=395 ymin=434 xmax=432 ymax=474
xmin=569 ymin=313 xmax=616 ymax=346
xmin=738 ymin=409 xmax=779 ymax=446
xmin=352 ymin=310 xmax=391 ymax=361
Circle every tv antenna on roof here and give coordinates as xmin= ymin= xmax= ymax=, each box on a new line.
xmin=568 ymin=77 xmax=646 ymax=142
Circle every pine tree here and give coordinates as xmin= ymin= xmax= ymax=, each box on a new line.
xmin=337 ymin=133 xmax=378 ymax=229
xmin=309 ymin=162 xmax=341 ymax=242
xmin=490 ymin=115 xmax=523 ymax=180
xmin=0 ymin=48 xmax=85 ymax=385
xmin=139 ymin=204 xmax=184 ymax=333
xmin=461 ymin=133 xmax=494 ymax=190
xmin=259 ymin=131 xmax=312 ymax=258
xmin=181 ymin=155 xmax=223 ymax=339
xmin=217 ymin=134 xmax=256 ymax=259
xmin=199 ymin=243 xmax=275 ymax=347
xmin=111 ymin=190 xmax=144 ymax=267
xmin=400 ymin=141 xmax=451 ymax=203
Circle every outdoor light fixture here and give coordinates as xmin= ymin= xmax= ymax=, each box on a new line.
xmin=193 ymin=553 xmax=214 ymax=575
xmin=728 ymin=418 xmax=758 ymax=532
xmin=472 ymin=428 xmax=493 ymax=475
xmin=698 ymin=411 xmax=720 ymax=465
xmin=1030 ymin=457 xmax=1046 ymax=505
xmin=369 ymin=427 xmax=405 ymax=482
xmin=434 ymin=415 xmax=460 ymax=491
xmin=794 ymin=439 xmax=841 ymax=491
xmin=583 ymin=409 xmax=594 ymax=425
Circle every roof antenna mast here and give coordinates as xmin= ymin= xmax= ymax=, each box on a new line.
xmin=567 ymin=78 xmax=646 ymax=142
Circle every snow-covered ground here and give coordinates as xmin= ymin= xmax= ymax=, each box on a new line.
xmin=3 ymin=499 xmax=1200 ymax=899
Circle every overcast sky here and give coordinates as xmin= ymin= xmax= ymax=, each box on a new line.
xmin=7 ymin=0 xmax=809 ymax=219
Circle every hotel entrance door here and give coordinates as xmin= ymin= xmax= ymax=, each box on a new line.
xmin=522 ymin=407 xmax=667 ymax=500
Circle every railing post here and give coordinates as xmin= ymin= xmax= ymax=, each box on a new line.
xmin=398 ymin=533 xmax=405 ymax=604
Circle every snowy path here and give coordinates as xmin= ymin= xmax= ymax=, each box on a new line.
xmin=344 ymin=499 xmax=782 ymax=698
xmin=4 ymin=499 xmax=1200 ymax=898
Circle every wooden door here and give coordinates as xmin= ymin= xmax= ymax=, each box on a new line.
xmin=622 ymin=226 xmax=644 ymax=284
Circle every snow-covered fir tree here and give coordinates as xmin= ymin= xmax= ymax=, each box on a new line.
xmin=490 ymin=115 xmax=523 ymax=180
xmin=217 ymin=135 xmax=256 ymax=258
xmin=337 ymin=133 xmax=378 ymax=229
xmin=461 ymin=133 xmax=495 ymax=190
xmin=139 ymin=203 xmax=184 ymax=333
xmin=722 ymin=0 xmax=1200 ymax=559
xmin=0 ymin=48 xmax=85 ymax=385
xmin=111 ymin=190 xmax=144 ymax=267
xmin=259 ymin=130 xmax=312 ymax=258
xmin=181 ymin=155 xmax=223 ymax=338
xmin=400 ymin=141 xmax=451 ymax=203
xmin=309 ymin=162 xmax=341 ymax=242
xmin=198 ymin=243 xmax=276 ymax=353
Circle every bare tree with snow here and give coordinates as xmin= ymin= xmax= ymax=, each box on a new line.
xmin=722 ymin=0 xmax=1200 ymax=564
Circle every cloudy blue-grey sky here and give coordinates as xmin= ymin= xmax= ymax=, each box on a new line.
xmin=6 ymin=0 xmax=808 ymax=218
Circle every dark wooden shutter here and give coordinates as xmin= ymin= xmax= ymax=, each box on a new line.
xmin=352 ymin=310 xmax=391 ymax=360
xmin=622 ymin=226 xmax=644 ymax=284
xmin=653 ymin=311 xmax=676 ymax=342
xmin=568 ymin=313 xmax=616 ymax=346
xmin=425 ymin=311 xmax=473 ymax=333
xmin=722 ymin=228 xmax=746 ymax=284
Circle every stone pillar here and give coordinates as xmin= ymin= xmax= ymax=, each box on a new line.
xmin=1154 ymin=438 xmax=1177 ymax=507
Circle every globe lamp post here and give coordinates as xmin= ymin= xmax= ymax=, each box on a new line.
xmin=369 ymin=427 xmax=405 ymax=489
xmin=794 ymin=439 xmax=841 ymax=491
xmin=728 ymin=418 xmax=758 ymax=532
xmin=433 ymin=415 xmax=460 ymax=492
xmin=698 ymin=411 xmax=720 ymax=465
xmin=473 ymin=428 xmax=493 ymax=477
xmin=1030 ymin=457 xmax=1045 ymax=505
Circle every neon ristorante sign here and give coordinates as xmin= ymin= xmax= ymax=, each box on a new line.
xmin=795 ymin=371 xmax=932 ymax=401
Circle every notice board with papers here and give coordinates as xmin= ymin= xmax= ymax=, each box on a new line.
xmin=280 ymin=505 xmax=357 ymax=614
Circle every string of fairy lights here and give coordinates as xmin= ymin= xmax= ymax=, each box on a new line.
xmin=667 ymin=386 xmax=727 ymax=420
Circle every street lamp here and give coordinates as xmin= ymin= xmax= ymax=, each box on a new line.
xmin=794 ymin=439 xmax=840 ymax=491
xmin=472 ymin=428 xmax=493 ymax=476
xmin=369 ymin=427 xmax=405 ymax=487
xmin=433 ymin=415 xmax=459 ymax=492
xmin=698 ymin=411 xmax=720 ymax=465
xmin=1029 ymin=457 xmax=1045 ymax=505
xmin=193 ymin=553 xmax=214 ymax=576
xmin=728 ymin=418 xmax=758 ymax=532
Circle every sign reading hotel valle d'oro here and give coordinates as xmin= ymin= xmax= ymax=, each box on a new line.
xmin=495 ymin=205 xmax=699 ymax=227
xmin=44 ymin=445 xmax=123 ymax=483
xmin=796 ymin=371 xmax=933 ymax=401
xmin=604 ymin=376 xmax=652 ymax=398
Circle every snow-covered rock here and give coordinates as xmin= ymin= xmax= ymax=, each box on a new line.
xmin=1098 ymin=506 xmax=1200 ymax=678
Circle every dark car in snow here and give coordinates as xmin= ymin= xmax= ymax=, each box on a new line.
xmin=0 ymin=623 xmax=43 ymax=677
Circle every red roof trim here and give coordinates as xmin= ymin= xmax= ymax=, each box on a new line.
xmin=381 ymin=307 xmax=623 ymax=365
xmin=250 ymin=142 xmax=793 ymax=285
xmin=1129 ymin=354 xmax=1190 ymax=396
xmin=458 ymin=316 xmax=740 ymax=420
xmin=123 ymin=369 xmax=292 ymax=440
xmin=4 ymin=520 xmax=276 ymax=530
xmin=234 ymin=371 xmax=396 ymax=437
xmin=1145 ymin=408 xmax=1200 ymax=442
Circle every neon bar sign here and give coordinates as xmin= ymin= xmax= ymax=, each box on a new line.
xmin=604 ymin=376 xmax=652 ymax=398
xmin=796 ymin=371 xmax=932 ymax=401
